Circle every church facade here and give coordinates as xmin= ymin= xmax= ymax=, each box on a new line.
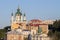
xmin=7 ymin=7 xmax=54 ymax=40
xmin=11 ymin=7 xmax=27 ymax=30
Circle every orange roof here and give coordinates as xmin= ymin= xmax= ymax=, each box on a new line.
xmin=29 ymin=19 xmax=47 ymax=26
xmin=30 ymin=19 xmax=42 ymax=22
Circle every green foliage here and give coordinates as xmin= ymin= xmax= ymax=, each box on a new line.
xmin=48 ymin=30 xmax=54 ymax=37
xmin=4 ymin=26 xmax=11 ymax=32
xmin=48 ymin=20 xmax=60 ymax=40
xmin=53 ymin=20 xmax=60 ymax=28
xmin=0 ymin=26 xmax=11 ymax=39
xmin=0 ymin=29 xmax=6 ymax=38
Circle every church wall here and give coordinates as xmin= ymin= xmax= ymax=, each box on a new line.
xmin=11 ymin=23 xmax=19 ymax=30
xmin=7 ymin=33 xmax=24 ymax=40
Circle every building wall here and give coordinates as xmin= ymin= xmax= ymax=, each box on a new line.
xmin=39 ymin=25 xmax=48 ymax=34
xmin=30 ymin=26 xmax=38 ymax=31
xmin=31 ymin=34 xmax=50 ymax=40
xmin=11 ymin=22 xmax=26 ymax=30
xmin=11 ymin=23 xmax=19 ymax=30
xmin=7 ymin=34 xmax=24 ymax=40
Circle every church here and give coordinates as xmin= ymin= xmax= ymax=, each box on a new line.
xmin=7 ymin=6 xmax=54 ymax=40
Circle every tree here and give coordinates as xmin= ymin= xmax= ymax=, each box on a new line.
xmin=0 ymin=29 xmax=6 ymax=39
xmin=4 ymin=26 xmax=11 ymax=32
xmin=53 ymin=20 xmax=60 ymax=28
xmin=0 ymin=26 xmax=11 ymax=40
xmin=48 ymin=20 xmax=60 ymax=40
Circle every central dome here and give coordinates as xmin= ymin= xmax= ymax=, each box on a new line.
xmin=15 ymin=7 xmax=22 ymax=16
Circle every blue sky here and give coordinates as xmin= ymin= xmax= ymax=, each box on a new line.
xmin=0 ymin=0 xmax=60 ymax=28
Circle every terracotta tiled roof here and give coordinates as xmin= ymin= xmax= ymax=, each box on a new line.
xmin=30 ymin=19 xmax=42 ymax=22
xmin=28 ymin=19 xmax=48 ymax=26
xmin=29 ymin=23 xmax=47 ymax=26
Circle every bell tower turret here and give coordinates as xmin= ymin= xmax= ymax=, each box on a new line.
xmin=23 ymin=13 xmax=26 ymax=21
xmin=11 ymin=12 xmax=14 ymax=23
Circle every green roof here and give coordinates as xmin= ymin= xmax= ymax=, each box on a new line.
xmin=24 ymin=13 xmax=26 ymax=16
xmin=15 ymin=7 xmax=22 ymax=16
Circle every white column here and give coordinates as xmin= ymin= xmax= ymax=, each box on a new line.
xmin=23 ymin=16 xmax=26 ymax=21
xmin=11 ymin=16 xmax=14 ymax=23
xmin=21 ymin=15 xmax=23 ymax=22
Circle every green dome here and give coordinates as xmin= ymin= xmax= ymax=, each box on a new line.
xmin=11 ymin=12 xmax=13 ymax=16
xmin=15 ymin=7 xmax=22 ymax=16
xmin=24 ymin=13 xmax=26 ymax=16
